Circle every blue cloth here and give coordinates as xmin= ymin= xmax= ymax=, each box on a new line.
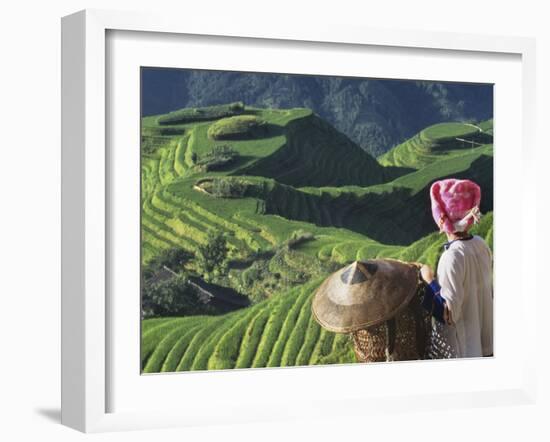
xmin=421 ymin=280 xmax=446 ymax=323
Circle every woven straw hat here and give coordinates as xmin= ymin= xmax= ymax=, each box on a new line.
xmin=312 ymin=259 xmax=419 ymax=333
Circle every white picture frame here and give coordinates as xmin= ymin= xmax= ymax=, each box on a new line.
xmin=61 ymin=9 xmax=537 ymax=433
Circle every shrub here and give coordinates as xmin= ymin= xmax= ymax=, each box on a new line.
xmin=141 ymin=135 xmax=170 ymax=155
xmin=241 ymin=260 xmax=267 ymax=288
xmin=212 ymin=178 xmax=248 ymax=198
xmin=229 ymin=102 xmax=245 ymax=112
xmin=196 ymin=232 xmax=229 ymax=275
xmin=211 ymin=179 xmax=234 ymax=198
xmin=196 ymin=177 xmax=249 ymax=198
xmin=207 ymin=115 xmax=265 ymax=140
xmin=195 ymin=144 xmax=238 ymax=171
xmin=158 ymin=127 xmax=185 ymax=136
xmin=142 ymin=247 xmax=194 ymax=280
xmin=142 ymin=274 xmax=216 ymax=318
xmin=157 ymin=102 xmax=245 ymax=125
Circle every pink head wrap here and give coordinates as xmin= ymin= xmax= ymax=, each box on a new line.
xmin=430 ymin=179 xmax=482 ymax=234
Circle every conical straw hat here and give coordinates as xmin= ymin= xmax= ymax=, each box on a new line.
xmin=311 ymin=259 xmax=419 ymax=333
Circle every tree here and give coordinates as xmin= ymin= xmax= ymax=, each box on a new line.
xmin=141 ymin=274 xmax=216 ymax=318
xmin=142 ymin=247 xmax=193 ymax=280
xmin=210 ymin=178 xmax=247 ymax=198
xmin=196 ymin=232 xmax=228 ymax=276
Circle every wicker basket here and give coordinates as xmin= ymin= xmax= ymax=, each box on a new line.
xmin=425 ymin=318 xmax=458 ymax=359
xmin=351 ymin=284 xmax=432 ymax=362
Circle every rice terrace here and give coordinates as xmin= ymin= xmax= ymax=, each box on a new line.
xmin=140 ymin=74 xmax=494 ymax=373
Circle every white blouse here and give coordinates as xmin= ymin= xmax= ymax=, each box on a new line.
xmin=436 ymin=235 xmax=494 ymax=358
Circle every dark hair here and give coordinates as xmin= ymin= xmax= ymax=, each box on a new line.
xmin=452 ymin=230 xmax=471 ymax=238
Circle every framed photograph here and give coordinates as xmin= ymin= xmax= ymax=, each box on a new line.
xmin=61 ymin=9 xmax=537 ymax=433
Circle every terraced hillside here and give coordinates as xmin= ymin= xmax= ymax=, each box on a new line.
xmin=255 ymin=143 xmax=492 ymax=244
xmin=379 ymin=121 xmax=493 ymax=169
xmin=142 ymin=214 xmax=493 ymax=373
xmin=140 ymin=103 xmax=494 ymax=372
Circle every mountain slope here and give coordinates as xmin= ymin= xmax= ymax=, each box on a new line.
xmin=379 ymin=120 xmax=493 ymax=169
xmin=141 ymin=104 xmax=493 ymax=260
xmin=142 ymin=68 xmax=494 ymax=156
xmin=142 ymin=105 xmax=408 ymax=194
xmin=141 ymin=214 xmax=493 ymax=372
xmin=237 ymin=113 xmax=408 ymax=187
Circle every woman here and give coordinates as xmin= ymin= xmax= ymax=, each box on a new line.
xmin=420 ymin=178 xmax=493 ymax=358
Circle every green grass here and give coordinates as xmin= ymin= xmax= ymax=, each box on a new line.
xmin=234 ymin=308 xmax=271 ymax=368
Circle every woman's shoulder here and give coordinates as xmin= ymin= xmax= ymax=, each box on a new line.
xmin=453 ymin=235 xmax=492 ymax=258
xmin=472 ymin=235 xmax=493 ymax=257
xmin=471 ymin=234 xmax=486 ymax=242
xmin=455 ymin=235 xmax=488 ymax=248
xmin=471 ymin=235 xmax=491 ymax=250
xmin=442 ymin=235 xmax=483 ymax=257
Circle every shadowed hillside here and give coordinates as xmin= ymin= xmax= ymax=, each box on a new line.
xmin=253 ymin=145 xmax=492 ymax=244
xmin=238 ymin=113 xmax=410 ymax=187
